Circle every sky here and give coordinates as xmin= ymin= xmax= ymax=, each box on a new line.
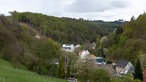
xmin=0 ymin=0 xmax=146 ymax=21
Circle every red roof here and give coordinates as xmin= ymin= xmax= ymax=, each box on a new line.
xmin=144 ymin=70 xmax=146 ymax=82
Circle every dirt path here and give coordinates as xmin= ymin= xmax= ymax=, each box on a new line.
xmin=20 ymin=23 xmax=45 ymax=39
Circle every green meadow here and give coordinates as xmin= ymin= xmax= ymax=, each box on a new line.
xmin=0 ymin=58 xmax=67 ymax=82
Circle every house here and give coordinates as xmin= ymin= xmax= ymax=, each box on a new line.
xmin=78 ymin=50 xmax=107 ymax=65
xmin=79 ymin=50 xmax=106 ymax=64
xmin=96 ymin=57 xmax=106 ymax=65
xmin=62 ymin=44 xmax=75 ymax=52
xmin=79 ymin=50 xmax=90 ymax=59
xmin=144 ymin=70 xmax=146 ymax=82
xmin=116 ymin=60 xmax=134 ymax=74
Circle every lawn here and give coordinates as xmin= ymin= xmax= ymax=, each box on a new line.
xmin=0 ymin=58 xmax=67 ymax=82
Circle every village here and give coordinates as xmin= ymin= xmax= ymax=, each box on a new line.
xmin=61 ymin=43 xmax=136 ymax=82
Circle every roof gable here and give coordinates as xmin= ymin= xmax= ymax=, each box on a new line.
xmin=116 ymin=60 xmax=129 ymax=68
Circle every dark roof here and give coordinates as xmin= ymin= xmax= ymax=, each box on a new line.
xmin=116 ymin=60 xmax=129 ymax=68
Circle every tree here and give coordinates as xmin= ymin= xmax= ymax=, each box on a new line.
xmin=77 ymin=62 xmax=90 ymax=82
xmin=115 ymin=26 xmax=123 ymax=35
xmin=66 ymin=63 xmax=71 ymax=78
xmin=96 ymin=47 xmax=104 ymax=57
xmin=114 ymin=26 xmax=123 ymax=44
xmin=76 ymin=59 xmax=96 ymax=82
xmin=106 ymin=32 xmax=116 ymax=48
xmin=134 ymin=59 xmax=143 ymax=81
xmin=112 ymin=74 xmax=142 ymax=82
xmin=76 ymin=59 xmax=111 ymax=82
xmin=48 ymin=64 xmax=58 ymax=76
xmin=58 ymin=56 xmax=65 ymax=78
xmin=89 ymin=69 xmax=111 ymax=82
xmin=130 ymin=16 xmax=136 ymax=21
xmin=100 ymin=36 xmax=108 ymax=48
xmin=96 ymin=35 xmax=101 ymax=48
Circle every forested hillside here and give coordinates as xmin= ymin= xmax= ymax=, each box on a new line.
xmin=107 ymin=13 xmax=146 ymax=66
xmin=91 ymin=20 xmax=125 ymax=34
xmin=10 ymin=11 xmax=117 ymax=44
xmin=0 ymin=14 xmax=60 ymax=76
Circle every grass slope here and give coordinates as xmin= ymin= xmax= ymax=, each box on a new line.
xmin=0 ymin=58 xmax=67 ymax=82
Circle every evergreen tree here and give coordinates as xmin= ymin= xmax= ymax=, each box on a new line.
xmin=58 ymin=56 xmax=65 ymax=79
xmin=130 ymin=16 xmax=136 ymax=21
xmin=66 ymin=64 xmax=71 ymax=78
xmin=96 ymin=47 xmax=104 ymax=57
xmin=114 ymin=26 xmax=123 ymax=44
xmin=134 ymin=59 xmax=143 ymax=81
xmin=96 ymin=35 xmax=101 ymax=48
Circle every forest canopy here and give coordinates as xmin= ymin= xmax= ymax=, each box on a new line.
xmin=10 ymin=11 xmax=118 ymax=44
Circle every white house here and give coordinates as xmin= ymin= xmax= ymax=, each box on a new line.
xmin=79 ymin=50 xmax=90 ymax=59
xmin=116 ymin=60 xmax=134 ymax=74
xmin=62 ymin=44 xmax=75 ymax=52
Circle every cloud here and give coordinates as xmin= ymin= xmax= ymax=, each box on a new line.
xmin=0 ymin=0 xmax=146 ymax=21
xmin=0 ymin=0 xmax=71 ymax=16
xmin=111 ymin=0 xmax=131 ymax=8
xmin=67 ymin=0 xmax=131 ymax=13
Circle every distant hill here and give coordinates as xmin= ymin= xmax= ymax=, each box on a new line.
xmin=91 ymin=20 xmax=126 ymax=34
xmin=10 ymin=11 xmax=122 ymax=44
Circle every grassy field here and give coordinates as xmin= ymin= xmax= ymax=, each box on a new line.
xmin=0 ymin=58 xmax=67 ymax=82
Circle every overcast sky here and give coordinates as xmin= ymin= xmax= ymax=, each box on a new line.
xmin=0 ymin=0 xmax=146 ymax=21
